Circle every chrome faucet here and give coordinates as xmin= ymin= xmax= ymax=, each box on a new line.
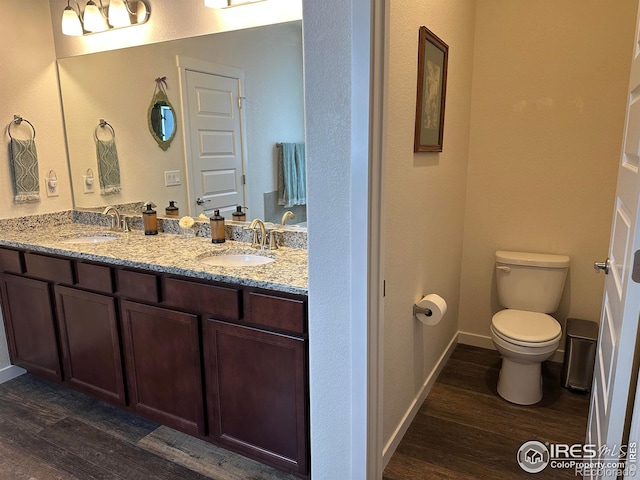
xmin=248 ymin=218 xmax=267 ymax=249
xmin=102 ymin=205 xmax=129 ymax=232
xmin=281 ymin=211 xmax=295 ymax=225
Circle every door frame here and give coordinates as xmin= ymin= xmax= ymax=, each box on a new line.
xmin=176 ymin=55 xmax=249 ymax=216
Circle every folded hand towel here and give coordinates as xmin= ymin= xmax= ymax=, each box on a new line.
xmin=10 ymin=138 xmax=40 ymax=203
xmin=96 ymin=138 xmax=122 ymax=195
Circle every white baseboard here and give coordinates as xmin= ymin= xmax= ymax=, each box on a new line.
xmin=382 ymin=333 xmax=457 ymax=468
xmin=457 ymin=330 xmax=565 ymax=364
xmin=0 ymin=365 xmax=26 ymax=384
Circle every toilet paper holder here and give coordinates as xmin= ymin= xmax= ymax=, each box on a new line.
xmin=413 ymin=304 xmax=433 ymax=317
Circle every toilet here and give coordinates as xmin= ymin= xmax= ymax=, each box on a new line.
xmin=490 ymin=250 xmax=570 ymax=405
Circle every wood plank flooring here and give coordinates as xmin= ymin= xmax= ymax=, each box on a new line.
xmin=0 ymin=373 xmax=297 ymax=480
xmin=383 ymin=344 xmax=591 ymax=479
xmin=0 ymin=344 xmax=590 ymax=479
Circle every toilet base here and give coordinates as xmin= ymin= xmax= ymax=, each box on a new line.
xmin=497 ymin=357 xmax=543 ymax=405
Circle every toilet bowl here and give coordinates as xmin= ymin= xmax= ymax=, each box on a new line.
xmin=490 ymin=251 xmax=569 ymax=405
xmin=491 ymin=309 xmax=562 ymax=405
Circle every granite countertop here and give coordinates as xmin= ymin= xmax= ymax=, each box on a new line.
xmin=0 ymin=217 xmax=308 ymax=295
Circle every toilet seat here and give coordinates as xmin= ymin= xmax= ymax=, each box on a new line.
xmin=491 ymin=309 xmax=561 ymax=347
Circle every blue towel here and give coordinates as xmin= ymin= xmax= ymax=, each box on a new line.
xmin=277 ymin=142 xmax=306 ymax=208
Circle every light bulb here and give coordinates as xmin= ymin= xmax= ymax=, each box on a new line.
xmin=108 ymin=0 xmax=131 ymax=27
xmin=83 ymin=1 xmax=108 ymax=32
xmin=61 ymin=6 xmax=83 ymax=36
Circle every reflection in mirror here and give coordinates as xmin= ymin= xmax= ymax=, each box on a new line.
xmin=58 ymin=21 xmax=306 ymax=228
xmin=148 ymin=77 xmax=177 ymax=150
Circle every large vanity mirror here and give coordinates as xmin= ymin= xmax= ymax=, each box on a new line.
xmin=57 ymin=21 xmax=306 ymax=226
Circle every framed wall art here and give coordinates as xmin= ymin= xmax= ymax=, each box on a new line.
xmin=414 ymin=26 xmax=449 ymax=152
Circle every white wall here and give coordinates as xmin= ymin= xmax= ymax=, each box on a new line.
xmin=382 ymin=0 xmax=476 ymax=462
xmin=303 ymin=0 xmax=373 ymax=476
xmin=458 ymin=0 xmax=637 ymax=349
xmin=58 ymin=23 xmax=304 ymax=217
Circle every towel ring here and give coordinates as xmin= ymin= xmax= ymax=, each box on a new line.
xmin=8 ymin=115 xmax=36 ymax=140
xmin=94 ymin=119 xmax=115 ymax=141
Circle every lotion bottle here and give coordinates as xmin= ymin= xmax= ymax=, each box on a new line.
xmin=210 ymin=209 xmax=225 ymax=243
xmin=142 ymin=202 xmax=158 ymax=235
xmin=165 ymin=201 xmax=179 ymax=217
xmin=231 ymin=205 xmax=247 ymax=222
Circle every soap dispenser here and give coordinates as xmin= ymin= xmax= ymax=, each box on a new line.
xmin=231 ymin=205 xmax=247 ymax=222
xmin=142 ymin=202 xmax=158 ymax=235
xmin=165 ymin=201 xmax=179 ymax=217
xmin=210 ymin=209 xmax=225 ymax=244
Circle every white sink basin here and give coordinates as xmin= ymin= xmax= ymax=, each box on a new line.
xmin=60 ymin=234 xmax=119 ymax=244
xmin=201 ymin=253 xmax=275 ymax=267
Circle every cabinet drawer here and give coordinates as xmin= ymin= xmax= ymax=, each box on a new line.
xmin=76 ymin=262 xmax=114 ymax=294
xmin=25 ymin=253 xmax=74 ymax=284
xmin=117 ymin=270 xmax=159 ymax=303
xmin=245 ymin=291 xmax=307 ymax=335
xmin=163 ymin=277 xmax=241 ymax=321
xmin=0 ymin=248 xmax=23 ymax=274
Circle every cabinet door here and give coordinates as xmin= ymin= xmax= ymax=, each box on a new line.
xmin=55 ymin=286 xmax=125 ymax=406
xmin=0 ymin=274 xmax=61 ymax=382
xmin=120 ymin=300 xmax=205 ymax=436
xmin=204 ymin=320 xmax=309 ymax=475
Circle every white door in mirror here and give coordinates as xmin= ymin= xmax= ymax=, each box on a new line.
xmin=184 ymin=69 xmax=245 ymax=217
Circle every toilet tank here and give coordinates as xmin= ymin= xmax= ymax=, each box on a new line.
xmin=495 ymin=251 xmax=570 ymax=313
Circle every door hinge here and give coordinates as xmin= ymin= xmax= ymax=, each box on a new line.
xmin=242 ymin=174 xmax=246 ymax=185
xmin=238 ymin=96 xmax=246 ymax=109
xmin=633 ymin=250 xmax=640 ymax=283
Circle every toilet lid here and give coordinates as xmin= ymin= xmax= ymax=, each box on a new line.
xmin=492 ymin=309 xmax=561 ymax=343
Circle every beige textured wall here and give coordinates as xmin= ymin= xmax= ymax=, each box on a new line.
xmin=383 ymin=0 xmax=476 ymax=455
xmin=458 ymin=0 xmax=637 ymax=346
xmin=0 ymin=0 xmax=73 ymax=220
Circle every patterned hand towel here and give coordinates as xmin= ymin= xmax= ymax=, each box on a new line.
xmin=96 ymin=138 xmax=122 ymax=195
xmin=10 ymin=138 xmax=40 ymax=203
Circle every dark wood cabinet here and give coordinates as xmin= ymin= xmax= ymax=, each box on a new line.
xmin=54 ymin=285 xmax=125 ymax=406
xmin=0 ymin=274 xmax=61 ymax=382
xmin=120 ymin=300 xmax=206 ymax=436
xmin=204 ymin=319 xmax=309 ymax=475
xmin=0 ymin=247 xmax=309 ymax=477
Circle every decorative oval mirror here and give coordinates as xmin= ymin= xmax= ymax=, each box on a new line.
xmin=148 ymin=77 xmax=177 ymax=151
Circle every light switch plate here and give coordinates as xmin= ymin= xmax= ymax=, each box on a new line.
xmin=164 ymin=170 xmax=181 ymax=186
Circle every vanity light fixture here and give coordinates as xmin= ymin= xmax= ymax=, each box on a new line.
xmin=61 ymin=0 xmax=150 ymax=36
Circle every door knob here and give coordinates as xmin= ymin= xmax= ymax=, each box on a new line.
xmin=594 ymin=258 xmax=611 ymax=275
xmin=196 ymin=197 xmax=211 ymax=206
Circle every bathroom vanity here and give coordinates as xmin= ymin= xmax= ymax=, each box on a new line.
xmin=0 ymin=215 xmax=309 ymax=478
